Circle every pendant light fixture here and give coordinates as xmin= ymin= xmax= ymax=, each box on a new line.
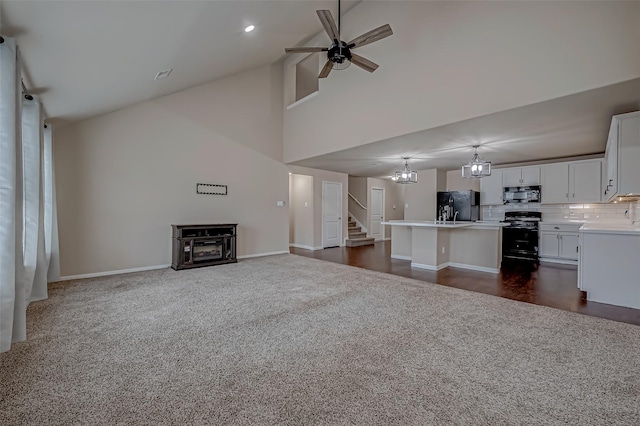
xmin=392 ymin=158 xmax=418 ymax=184
xmin=462 ymin=145 xmax=491 ymax=178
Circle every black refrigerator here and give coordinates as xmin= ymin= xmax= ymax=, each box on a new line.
xmin=436 ymin=190 xmax=480 ymax=221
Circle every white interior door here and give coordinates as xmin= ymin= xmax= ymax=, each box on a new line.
xmin=370 ymin=187 xmax=384 ymax=241
xmin=322 ymin=181 xmax=342 ymax=248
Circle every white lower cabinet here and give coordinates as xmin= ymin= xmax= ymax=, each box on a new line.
xmin=539 ymin=224 xmax=581 ymax=263
xmin=558 ymin=233 xmax=579 ymax=259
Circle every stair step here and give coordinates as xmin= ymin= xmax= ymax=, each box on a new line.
xmin=349 ymin=231 xmax=367 ymax=238
xmin=348 ymin=226 xmax=361 ymax=232
xmin=345 ymin=237 xmax=376 ymax=247
xmin=348 ymin=221 xmax=356 ymax=227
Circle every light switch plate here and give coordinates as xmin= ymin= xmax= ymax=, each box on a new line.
xmin=277 ymin=200 xmax=285 ymax=207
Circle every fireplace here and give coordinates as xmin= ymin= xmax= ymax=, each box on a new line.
xmin=171 ymin=224 xmax=237 ymax=270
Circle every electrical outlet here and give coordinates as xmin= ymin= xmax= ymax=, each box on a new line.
xmin=405 ymin=203 xmax=409 ymax=209
xmin=441 ymin=246 xmax=445 ymax=254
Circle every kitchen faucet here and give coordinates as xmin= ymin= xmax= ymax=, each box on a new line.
xmin=453 ymin=211 xmax=459 ymax=224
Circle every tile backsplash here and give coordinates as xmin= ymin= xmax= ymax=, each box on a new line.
xmin=482 ymin=201 xmax=639 ymax=222
xmin=630 ymin=201 xmax=639 ymax=222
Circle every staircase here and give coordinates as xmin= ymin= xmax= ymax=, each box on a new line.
xmin=346 ymin=215 xmax=376 ymax=247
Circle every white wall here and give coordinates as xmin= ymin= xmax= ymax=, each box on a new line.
xmin=284 ymin=1 xmax=640 ymax=163
xmin=289 ymin=174 xmax=314 ymax=249
xmin=446 ymin=170 xmax=481 ymax=192
xmin=288 ymin=165 xmax=349 ymax=248
xmin=403 ymin=169 xmax=446 ymax=221
xmin=54 ymin=64 xmax=288 ymax=277
xmin=347 ymin=176 xmax=368 ymax=227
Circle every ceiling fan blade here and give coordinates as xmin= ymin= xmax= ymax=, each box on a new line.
xmin=347 ymin=24 xmax=393 ymax=49
xmin=317 ymin=10 xmax=340 ymax=41
xmin=285 ymin=47 xmax=329 ymax=54
xmin=319 ymin=60 xmax=333 ymax=79
xmin=350 ymin=53 xmax=379 ymax=73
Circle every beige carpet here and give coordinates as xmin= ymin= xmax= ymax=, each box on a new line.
xmin=1 ymin=254 xmax=639 ymax=425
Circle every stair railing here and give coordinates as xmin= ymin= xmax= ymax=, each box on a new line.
xmin=348 ymin=192 xmax=367 ymax=210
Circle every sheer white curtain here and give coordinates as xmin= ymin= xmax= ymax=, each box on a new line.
xmin=0 ymin=37 xmax=59 ymax=352
xmin=21 ymin=94 xmax=48 ymax=303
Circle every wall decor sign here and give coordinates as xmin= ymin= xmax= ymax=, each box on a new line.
xmin=196 ymin=183 xmax=228 ymax=195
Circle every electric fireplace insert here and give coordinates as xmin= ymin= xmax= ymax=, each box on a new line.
xmin=171 ymin=224 xmax=237 ymax=270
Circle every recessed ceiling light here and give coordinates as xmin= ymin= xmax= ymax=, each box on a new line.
xmin=154 ymin=69 xmax=172 ymax=80
xmin=244 ymin=25 xmax=255 ymax=33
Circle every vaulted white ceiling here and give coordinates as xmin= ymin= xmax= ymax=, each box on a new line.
xmin=2 ymin=1 xmax=639 ymax=177
xmin=0 ymin=0 xmax=358 ymax=123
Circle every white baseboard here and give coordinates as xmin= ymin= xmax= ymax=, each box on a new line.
xmin=391 ymin=254 xmax=412 ymax=261
xmin=383 ymin=237 xmax=391 ymax=241
xmin=539 ymin=257 xmax=578 ymax=266
xmin=447 ymin=262 xmax=499 ymax=274
xmin=55 ymin=250 xmax=292 ymax=282
xmin=56 ymin=264 xmax=171 ymax=282
xmin=411 ymin=262 xmax=449 ymax=271
xmin=289 ymin=243 xmax=320 ymax=251
xmin=238 ymin=250 xmax=289 ymax=259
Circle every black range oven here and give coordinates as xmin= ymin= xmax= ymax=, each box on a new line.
xmin=501 ymin=211 xmax=541 ymax=263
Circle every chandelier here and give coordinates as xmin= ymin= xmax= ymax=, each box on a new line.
xmin=392 ymin=158 xmax=418 ymax=184
xmin=462 ymin=145 xmax=491 ymax=178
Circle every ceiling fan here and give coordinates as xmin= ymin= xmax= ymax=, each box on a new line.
xmin=284 ymin=0 xmax=393 ymax=78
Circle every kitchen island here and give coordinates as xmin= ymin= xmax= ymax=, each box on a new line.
xmin=578 ymin=222 xmax=640 ymax=309
xmin=382 ymin=220 xmax=508 ymax=273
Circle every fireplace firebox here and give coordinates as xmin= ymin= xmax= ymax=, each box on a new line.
xmin=171 ymin=224 xmax=237 ymax=270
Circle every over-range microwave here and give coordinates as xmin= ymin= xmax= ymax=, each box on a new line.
xmin=503 ymin=185 xmax=541 ymax=204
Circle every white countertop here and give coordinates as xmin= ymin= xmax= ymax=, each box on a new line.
xmin=540 ymin=220 xmax=586 ymax=225
xmin=579 ymin=222 xmax=640 ymax=235
xmin=382 ymin=220 xmax=507 ymax=229
xmin=382 ymin=220 xmax=471 ymax=228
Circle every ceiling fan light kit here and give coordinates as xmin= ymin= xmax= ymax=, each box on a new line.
xmin=462 ymin=145 xmax=492 ymax=178
xmin=393 ymin=158 xmax=418 ymax=184
xmin=284 ymin=0 xmax=393 ymax=79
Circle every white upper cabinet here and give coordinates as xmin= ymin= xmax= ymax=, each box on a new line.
xmin=541 ymin=163 xmax=570 ymax=203
xmin=603 ymin=111 xmax=640 ymax=201
xmin=542 ymin=160 xmax=601 ymax=204
xmin=480 ymin=169 xmax=503 ymax=205
xmin=571 ymin=161 xmax=601 ymax=203
xmin=502 ymin=166 xmax=540 ymax=187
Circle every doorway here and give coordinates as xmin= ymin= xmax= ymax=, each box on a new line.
xmin=322 ymin=181 xmax=342 ymax=248
xmin=370 ymin=187 xmax=385 ymax=241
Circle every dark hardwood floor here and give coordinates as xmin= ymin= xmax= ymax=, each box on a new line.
xmin=290 ymin=241 xmax=640 ymax=326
